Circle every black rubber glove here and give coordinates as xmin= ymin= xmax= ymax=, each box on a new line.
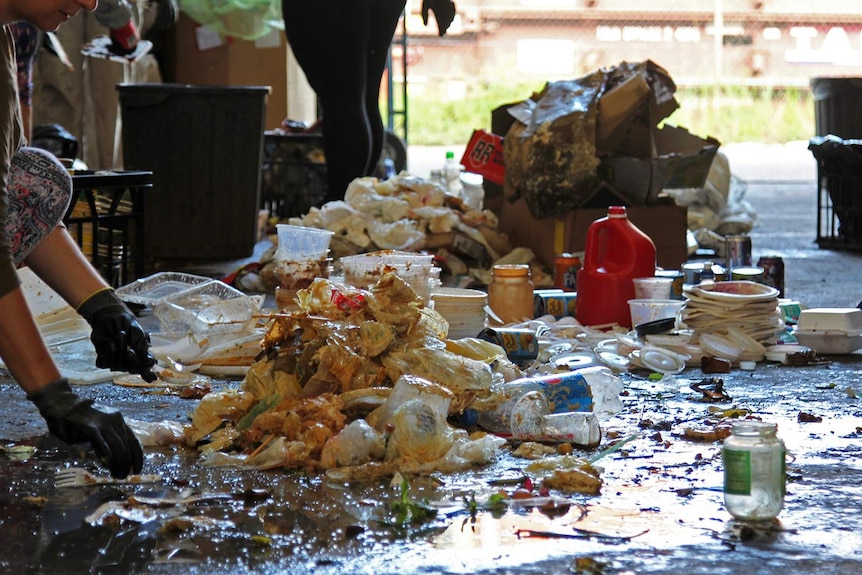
xmin=78 ymin=288 xmax=157 ymax=382
xmin=421 ymin=0 xmax=456 ymax=37
xmin=27 ymin=379 xmax=144 ymax=478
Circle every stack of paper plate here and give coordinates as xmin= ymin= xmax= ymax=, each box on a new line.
xmin=681 ymin=281 xmax=784 ymax=344
xmin=430 ymin=288 xmax=487 ymax=340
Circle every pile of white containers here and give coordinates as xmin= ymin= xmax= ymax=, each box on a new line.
xmin=340 ymin=251 xmax=441 ymax=304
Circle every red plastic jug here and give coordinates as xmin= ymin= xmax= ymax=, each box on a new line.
xmin=575 ymin=206 xmax=656 ymax=328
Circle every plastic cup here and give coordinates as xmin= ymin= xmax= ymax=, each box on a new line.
xmin=633 ymin=276 xmax=673 ymax=300
xmin=628 ymin=298 xmax=684 ymax=328
xmin=276 ymin=224 xmax=334 ymax=260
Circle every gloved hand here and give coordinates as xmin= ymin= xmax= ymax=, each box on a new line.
xmin=78 ymin=288 xmax=157 ymax=382
xmin=421 ymin=0 xmax=457 ymax=37
xmin=27 ymin=379 xmax=144 ymax=478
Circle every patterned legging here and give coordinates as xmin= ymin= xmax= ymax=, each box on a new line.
xmin=5 ymin=147 xmax=73 ymax=265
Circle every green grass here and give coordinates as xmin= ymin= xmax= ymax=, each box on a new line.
xmin=397 ymin=82 xmax=815 ymax=147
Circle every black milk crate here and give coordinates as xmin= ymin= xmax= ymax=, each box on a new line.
xmin=64 ymin=170 xmax=150 ymax=287
xmin=812 ymin=139 xmax=862 ymax=251
xmin=260 ymin=132 xmax=328 ymax=218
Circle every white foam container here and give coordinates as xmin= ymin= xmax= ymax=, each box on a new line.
xmin=793 ymin=330 xmax=862 ymax=354
xmin=797 ymin=308 xmax=862 ymax=332
xmin=794 ymin=308 xmax=862 ymax=354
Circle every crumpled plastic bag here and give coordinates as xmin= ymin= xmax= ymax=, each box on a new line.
xmin=319 ymin=419 xmax=386 ymax=468
xmin=179 ymin=0 xmax=283 ymax=40
xmin=366 ymin=219 xmax=425 ymax=251
xmin=345 ymin=178 xmax=411 ymax=223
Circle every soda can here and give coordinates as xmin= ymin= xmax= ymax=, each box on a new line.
xmin=655 ymin=269 xmax=685 ymax=299
xmin=554 ymin=253 xmax=581 ymax=292
xmin=681 ymin=261 xmax=727 ymax=287
xmin=477 ymin=327 xmax=539 ymax=364
xmin=757 ymin=256 xmax=785 ymax=297
xmin=731 ymin=265 xmax=765 ymax=283
xmin=534 ymin=291 xmax=578 ymax=319
xmin=725 ymin=235 xmax=753 ymax=271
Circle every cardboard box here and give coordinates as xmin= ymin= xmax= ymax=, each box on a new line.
xmin=489 ymin=61 xmax=718 ymax=213
xmin=495 ymin=196 xmax=688 ymax=271
xmin=599 ymin=124 xmax=720 ymax=206
xmin=170 ymin=13 xmax=288 ymax=130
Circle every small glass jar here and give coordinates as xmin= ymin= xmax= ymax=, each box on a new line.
xmin=722 ymin=421 xmax=786 ymax=521
xmin=488 ymin=264 xmax=534 ymax=324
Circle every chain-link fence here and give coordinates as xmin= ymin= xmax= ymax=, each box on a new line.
xmin=394 ymin=0 xmax=862 ymax=146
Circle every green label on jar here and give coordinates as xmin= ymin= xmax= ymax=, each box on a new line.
xmin=723 ymin=448 xmax=751 ymax=495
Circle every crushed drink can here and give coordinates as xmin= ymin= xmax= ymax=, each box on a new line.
xmin=534 ymin=291 xmax=578 ymax=319
xmin=655 ymin=269 xmax=685 ymax=300
xmin=477 ymin=327 xmax=539 ymax=365
xmin=757 ymin=256 xmax=785 ymax=297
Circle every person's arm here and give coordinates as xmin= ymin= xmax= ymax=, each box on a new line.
xmin=0 ymin=286 xmax=63 ymax=393
xmin=0 ymin=280 xmax=144 ymax=478
xmin=24 ymin=226 xmax=157 ymax=381
xmin=24 ymin=225 xmax=109 ymax=308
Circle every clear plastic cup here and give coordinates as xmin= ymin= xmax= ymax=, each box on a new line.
xmin=276 ymin=224 xmax=334 ymax=260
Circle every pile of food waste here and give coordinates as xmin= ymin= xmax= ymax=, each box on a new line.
xmin=231 ymin=172 xmax=554 ymax=294
xmin=183 ymin=273 xmax=540 ymax=481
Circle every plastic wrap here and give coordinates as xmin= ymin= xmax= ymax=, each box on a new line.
xmin=179 ymin=0 xmax=283 ymax=40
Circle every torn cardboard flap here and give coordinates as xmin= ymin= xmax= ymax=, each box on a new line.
xmin=596 ymin=73 xmax=650 ymax=155
xmin=595 ymin=60 xmax=680 ymax=158
xmin=494 ymin=60 xmax=715 ymax=218
xmin=600 ymin=124 xmax=720 ymax=206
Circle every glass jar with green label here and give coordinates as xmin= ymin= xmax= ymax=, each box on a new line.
xmin=722 ymin=421 xmax=786 ymax=521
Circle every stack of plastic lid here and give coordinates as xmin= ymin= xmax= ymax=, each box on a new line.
xmin=429 ymin=287 xmax=488 ymax=339
xmin=340 ymin=250 xmax=440 ymax=304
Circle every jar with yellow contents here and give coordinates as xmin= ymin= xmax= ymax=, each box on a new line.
xmin=488 ymin=264 xmax=534 ymax=324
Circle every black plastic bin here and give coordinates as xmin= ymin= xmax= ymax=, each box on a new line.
xmin=118 ymin=83 xmax=269 ymax=260
xmin=260 ymin=132 xmax=328 ymax=219
xmin=64 ymin=171 xmax=151 ymax=287
xmin=809 ymin=135 xmax=862 ymax=251
xmin=811 ymin=77 xmax=862 ymax=139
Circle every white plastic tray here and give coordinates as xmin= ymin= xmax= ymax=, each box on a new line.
xmin=115 ymin=272 xmax=213 ymax=306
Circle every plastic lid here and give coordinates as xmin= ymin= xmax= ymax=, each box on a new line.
xmin=635 ymin=317 xmax=676 ymax=338
xmin=608 ymin=206 xmax=627 ymax=217
xmin=493 ymin=264 xmax=530 ymax=277
xmin=446 ymin=150 xmax=455 ymax=159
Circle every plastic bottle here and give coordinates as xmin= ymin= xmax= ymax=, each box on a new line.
xmin=575 ymin=206 xmax=656 ymax=328
xmin=723 ymin=421 xmax=786 ymax=521
xmin=487 ymin=264 xmax=534 ymax=324
xmin=459 ymin=171 xmax=485 ymax=211
xmin=471 ymin=367 xmax=624 ymax=446
xmin=443 ymin=150 xmax=463 ymax=195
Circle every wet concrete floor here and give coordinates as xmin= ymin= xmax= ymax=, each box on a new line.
xmin=2 ymin=145 xmax=862 ymax=574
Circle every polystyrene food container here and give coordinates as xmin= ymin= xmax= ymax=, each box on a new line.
xmin=793 ymin=308 xmax=862 ymax=354
xmin=796 ymin=308 xmax=862 ymax=332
